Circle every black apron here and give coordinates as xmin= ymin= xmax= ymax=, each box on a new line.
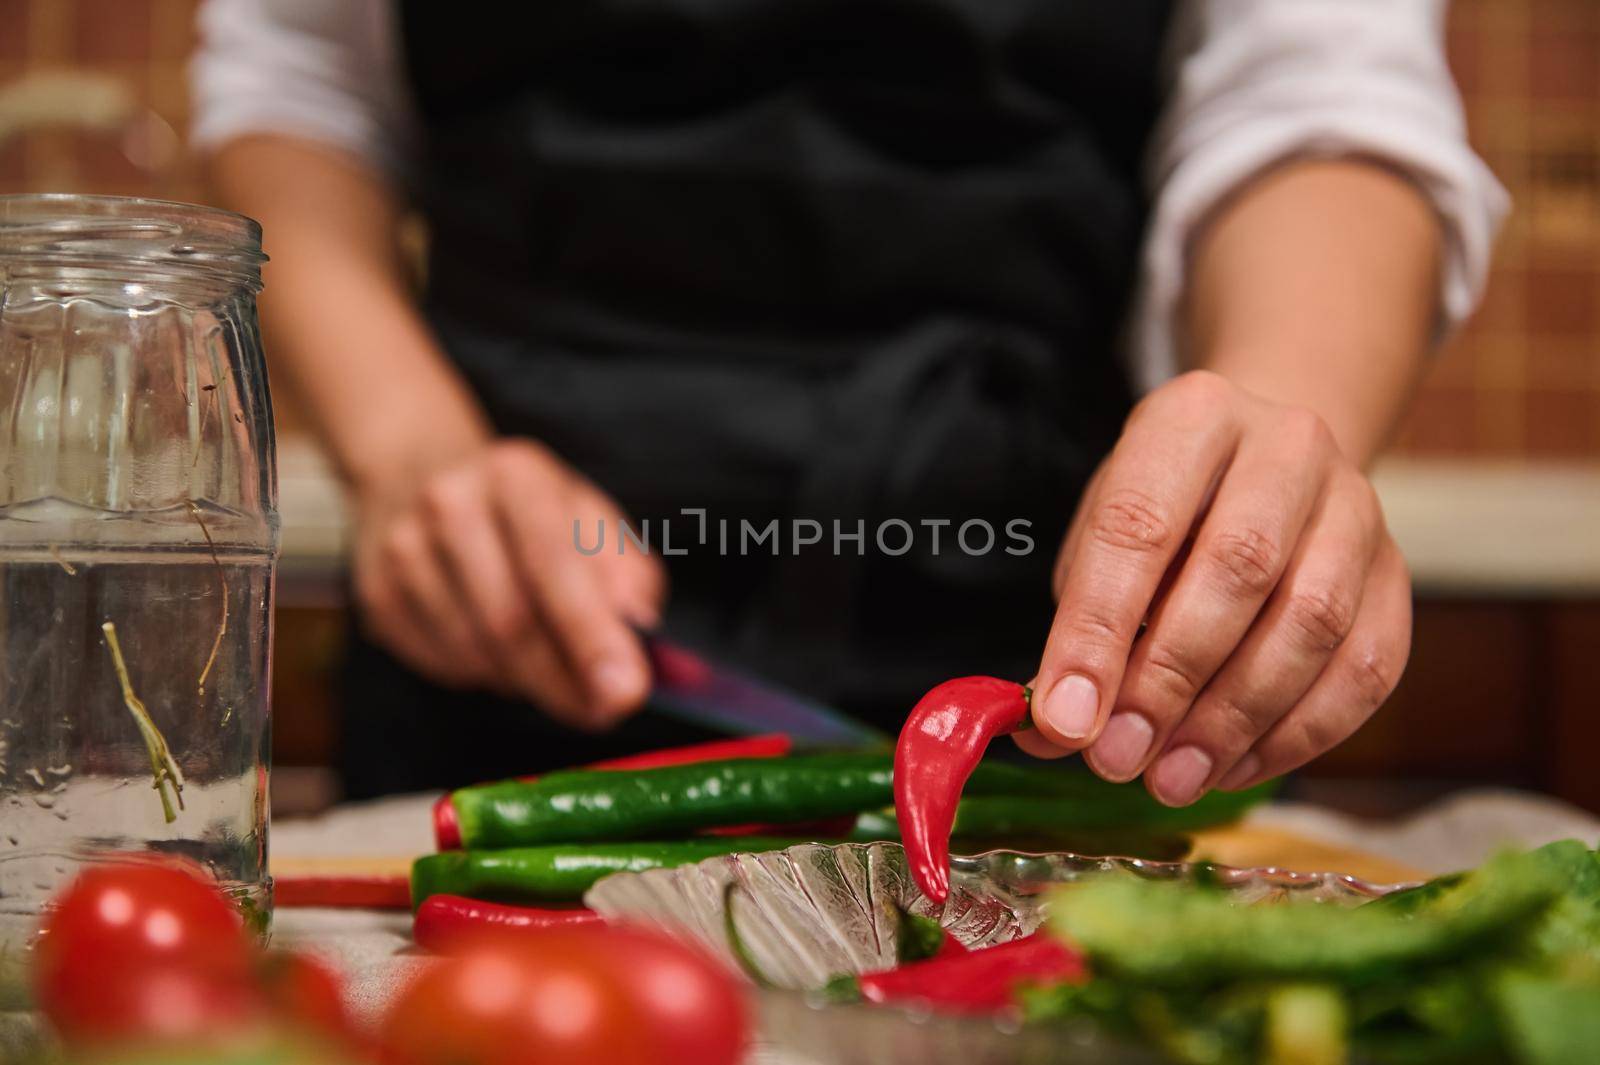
xmin=340 ymin=0 xmax=1174 ymax=797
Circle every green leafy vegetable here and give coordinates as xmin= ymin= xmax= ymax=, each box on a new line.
xmin=1495 ymin=970 xmax=1600 ymax=1065
xmin=1052 ymin=848 xmax=1562 ymax=986
xmin=1262 ymin=985 xmax=1345 ymax=1065
xmin=1028 ymin=840 xmax=1600 ymax=1064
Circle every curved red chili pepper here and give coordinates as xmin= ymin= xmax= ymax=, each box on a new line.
xmin=432 ymin=734 xmax=794 ymax=850
xmin=413 ymin=894 xmax=604 ymax=952
xmin=894 ymin=677 xmax=1030 ymax=902
xmin=856 ymin=934 xmax=1085 ymax=1014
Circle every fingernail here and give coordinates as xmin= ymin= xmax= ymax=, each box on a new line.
xmin=592 ymin=658 xmax=641 ymax=705
xmin=1087 ymin=713 xmax=1153 ymax=781
xmin=1150 ymin=746 xmax=1213 ymax=806
xmin=1042 ymin=674 xmax=1100 ymax=740
xmin=1218 ymin=753 xmax=1261 ymax=791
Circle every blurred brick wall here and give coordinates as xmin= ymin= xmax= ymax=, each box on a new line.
xmin=2 ymin=0 xmax=1597 ymax=459
xmin=1401 ymin=0 xmax=1600 ymax=457
xmin=0 ymin=0 xmax=203 ymax=202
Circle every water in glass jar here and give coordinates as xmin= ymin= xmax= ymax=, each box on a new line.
xmin=0 ymin=513 xmax=272 ymax=1006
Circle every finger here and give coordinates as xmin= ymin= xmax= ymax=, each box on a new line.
xmin=1012 ymin=725 xmax=1074 ymax=760
xmin=609 ymin=549 xmax=668 ymax=629
xmin=354 ymin=536 xmax=479 ymax=687
xmin=1137 ymin=472 xmax=1381 ymax=803
xmin=1051 ymin=462 xmax=1109 ymax=598
xmin=1031 ymin=372 xmax=1244 ymax=751
xmin=489 ymin=447 xmax=652 ymax=724
xmin=383 ymin=515 xmax=499 ymax=682
xmin=418 ymin=468 xmax=544 ymax=676
xmin=573 ymin=482 xmax=668 ymax=628
xmin=503 ymin=615 xmax=616 ymax=730
xmin=419 ymin=465 xmax=622 ymax=722
xmin=1087 ymin=413 xmax=1336 ymax=783
xmin=1216 ymin=539 xmax=1412 ymax=792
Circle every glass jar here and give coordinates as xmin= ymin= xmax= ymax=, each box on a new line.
xmin=0 ymin=195 xmax=277 ymax=1002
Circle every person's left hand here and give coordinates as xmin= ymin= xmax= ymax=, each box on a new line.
xmin=1019 ymin=370 xmax=1412 ymax=805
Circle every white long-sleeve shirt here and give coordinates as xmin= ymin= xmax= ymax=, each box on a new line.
xmin=189 ymin=0 xmax=1507 ymax=389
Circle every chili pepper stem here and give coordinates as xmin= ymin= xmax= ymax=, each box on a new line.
xmin=1016 ymin=685 xmax=1034 ymax=731
xmin=186 ymin=500 xmax=229 ymax=699
xmin=102 ymin=621 xmax=185 ymax=822
xmin=723 ymin=883 xmax=776 ymax=989
xmin=48 ymin=544 xmax=77 ymax=575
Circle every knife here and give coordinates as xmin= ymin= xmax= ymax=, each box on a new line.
xmin=641 ymin=634 xmax=890 ymax=748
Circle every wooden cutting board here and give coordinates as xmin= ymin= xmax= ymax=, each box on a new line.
xmin=1189 ymin=824 xmax=1424 ymax=885
xmin=273 ymin=856 xmax=413 ymax=908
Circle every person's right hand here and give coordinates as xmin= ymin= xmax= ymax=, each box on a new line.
xmin=350 ymin=439 xmax=666 ymax=730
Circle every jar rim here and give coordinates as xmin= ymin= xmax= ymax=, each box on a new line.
xmin=0 ymin=193 xmax=266 ymax=287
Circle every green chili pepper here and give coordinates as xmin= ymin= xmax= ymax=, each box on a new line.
xmin=447 ymin=753 xmax=1273 ymax=851
xmin=949 ymin=787 xmax=1273 ymax=835
xmin=849 ymin=806 xmax=1193 ymax=861
xmin=450 ymin=753 xmax=894 ymax=849
xmin=410 ymin=838 xmax=804 ymax=908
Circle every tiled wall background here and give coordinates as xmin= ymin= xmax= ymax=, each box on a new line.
xmin=1404 ymin=0 xmax=1600 ymax=457
xmin=0 ymin=0 xmax=204 ymax=201
xmin=1 ymin=0 xmax=1597 ymax=459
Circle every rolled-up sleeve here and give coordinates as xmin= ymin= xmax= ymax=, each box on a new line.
xmin=187 ymin=0 xmax=414 ymax=177
xmin=1132 ymin=0 xmax=1510 ymax=391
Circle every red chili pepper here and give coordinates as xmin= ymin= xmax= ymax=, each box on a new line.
xmin=700 ymin=815 xmax=857 ymax=838
xmin=580 ymin=733 xmax=792 ymax=773
xmin=433 ymin=734 xmax=794 ymax=849
xmin=856 ymin=934 xmax=1085 ymax=1014
xmin=413 ymin=894 xmax=605 ymax=952
xmin=275 ymin=873 xmax=412 ymax=910
xmin=894 ymin=677 xmax=1030 ymax=902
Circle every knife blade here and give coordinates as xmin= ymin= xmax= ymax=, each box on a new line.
xmin=642 ymin=635 xmax=890 ymax=748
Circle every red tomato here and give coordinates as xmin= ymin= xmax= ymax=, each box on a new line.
xmin=68 ymin=964 xmax=264 ymax=1045
xmin=378 ymin=924 xmax=748 ymax=1065
xmin=34 ymin=861 xmax=256 ymax=1044
xmin=258 ymin=950 xmax=355 ymax=1044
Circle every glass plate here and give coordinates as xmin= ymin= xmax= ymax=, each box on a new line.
xmin=586 ymin=842 xmax=1407 ymax=1065
xmin=585 ymin=840 xmax=1405 ymax=992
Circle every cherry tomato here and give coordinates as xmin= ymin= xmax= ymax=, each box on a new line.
xmin=258 ymin=951 xmax=355 ymax=1045
xmin=378 ymin=924 xmax=748 ymax=1065
xmin=34 ymin=861 xmax=255 ymax=1044
xmin=65 ymin=964 xmax=264 ymax=1046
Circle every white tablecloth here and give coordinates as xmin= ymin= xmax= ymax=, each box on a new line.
xmin=7 ymin=790 xmax=1597 ymax=1063
xmin=264 ymin=788 xmax=1600 ymax=1063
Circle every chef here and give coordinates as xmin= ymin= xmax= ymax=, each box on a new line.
xmin=190 ymin=1 xmax=1504 ymax=803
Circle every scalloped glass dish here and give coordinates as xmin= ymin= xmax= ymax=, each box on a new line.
xmin=586 ymin=842 xmax=1405 ymax=1064
xmin=586 ymin=841 xmax=1402 ymax=992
